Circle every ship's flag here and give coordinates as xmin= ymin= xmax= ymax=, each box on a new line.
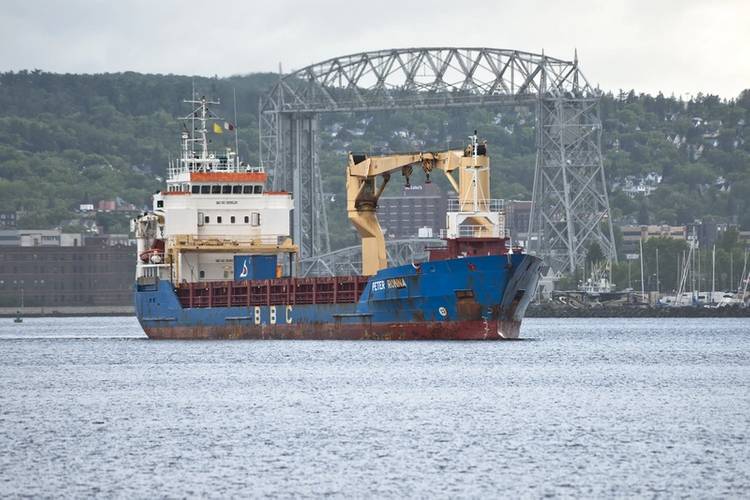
xmin=224 ymin=121 xmax=235 ymax=131
xmin=213 ymin=122 xmax=223 ymax=134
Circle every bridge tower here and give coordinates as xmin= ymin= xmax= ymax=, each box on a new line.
xmin=529 ymin=94 xmax=617 ymax=272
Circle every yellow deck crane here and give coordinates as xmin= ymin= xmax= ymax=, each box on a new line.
xmin=347 ymin=134 xmax=502 ymax=275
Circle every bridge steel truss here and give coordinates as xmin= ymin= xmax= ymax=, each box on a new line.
xmin=298 ymin=239 xmax=445 ymax=278
xmin=259 ymin=47 xmax=616 ymax=275
xmin=529 ymin=95 xmax=617 ymax=273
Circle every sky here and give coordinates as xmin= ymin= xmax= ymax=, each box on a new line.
xmin=1 ymin=0 xmax=747 ymax=98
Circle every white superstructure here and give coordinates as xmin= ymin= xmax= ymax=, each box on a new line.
xmin=133 ymin=95 xmax=296 ymax=283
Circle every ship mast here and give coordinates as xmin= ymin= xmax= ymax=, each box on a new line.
xmin=183 ymin=95 xmax=220 ymax=163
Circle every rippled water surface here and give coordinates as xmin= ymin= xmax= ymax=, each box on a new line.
xmin=1 ymin=317 xmax=749 ymax=497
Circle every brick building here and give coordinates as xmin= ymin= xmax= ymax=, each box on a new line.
xmin=0 ymin=239 xmax=135 ymax=308
xmin=506 ymin=200 xmax=532 ymax=246
xmin=377 ymin=184 xmax=447 ymax=239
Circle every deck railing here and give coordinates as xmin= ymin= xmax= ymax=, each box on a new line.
xmin=440 ymin=225 xmax=510 ymax=239
xmin=447 ymin=198 xmax=505 ymax=213
xmin=175 ymin=275 xmax=371 ymax=308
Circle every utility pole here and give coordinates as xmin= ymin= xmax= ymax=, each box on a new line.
xmin=698 ymin=246 xmax=702 ymax=297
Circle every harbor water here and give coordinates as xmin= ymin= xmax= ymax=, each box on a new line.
xmin=1 ymin=317 xmax=748 ymax=497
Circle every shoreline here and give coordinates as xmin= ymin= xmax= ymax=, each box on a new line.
xmin=0 ymin=306 xmax=134 ymax=318
xmin=3 ymin=305 xmax=749 ymax=319
xmin=526 ymin=304 xmax=750 ymax=318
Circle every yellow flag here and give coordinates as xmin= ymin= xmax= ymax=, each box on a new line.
xmin=213 ymin=122 xmax=223 ymax=134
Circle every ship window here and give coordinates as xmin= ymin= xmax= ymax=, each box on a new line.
xmin=243 ymin=185 xmax=253 ymax=194
xmin=217 ymin=216 xmax=223 ymax=223
xmin=222 ymin=185 xmax=232 ymax=194
xmin=232 ymin=185 xmax=242 ymax=194
xmin=199 ymin=270 xmax=205 ymax=279
xmin=244 ymin=215 xmax=249 ymax=223
xmin=204 ymin=216 xmax=210 ymax=223
xmin=253 ymin=185 xmax=263 ymax=194
xmin=191 ymin=185 xmax=200 ymax=194
xmin=251 ymin=212 xmax=261 ymax=226
xmin=211 ymin=185 xmax=221 ymax=194
xmin=201 ymin=185 xmax=210 ymax=194
xmin=156 ymin=200 xmax=164 ymax=208
xmin=230 ymin=216 xmax=235 ymax=223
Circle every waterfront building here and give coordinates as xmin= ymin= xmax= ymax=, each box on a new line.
xmin=620 ymin=224 xmax=688 ymax=253
xmin=0 ymin=235 xmax=134 ymax=308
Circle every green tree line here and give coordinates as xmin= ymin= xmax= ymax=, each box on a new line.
xmin=0 ymin=70 xmax=748 ymax=256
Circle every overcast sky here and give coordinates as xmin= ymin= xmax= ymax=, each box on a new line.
xmin=1 ymin=0 xmax=747 ymax=98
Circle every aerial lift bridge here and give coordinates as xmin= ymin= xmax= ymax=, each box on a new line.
xmin=259 ymin=47 xmax=616 ymax=275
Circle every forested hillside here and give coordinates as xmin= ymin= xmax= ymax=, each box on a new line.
xmin=0 ymin=70 xmax=748 ymax=246
xmin=0 ymin=71 xmax=275 ymax=231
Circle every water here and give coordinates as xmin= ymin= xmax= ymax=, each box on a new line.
xmin=1 ymin=317 xmax=748 ymax=498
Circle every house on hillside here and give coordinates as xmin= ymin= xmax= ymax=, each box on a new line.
xmin=613 ymin=172 xmax=662 ymax=198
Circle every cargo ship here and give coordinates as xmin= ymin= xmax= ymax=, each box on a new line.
xmin=133 ymin=95 xmax=541 ymax=339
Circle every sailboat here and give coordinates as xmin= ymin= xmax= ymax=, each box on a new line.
xmin=659 ymin=231 xmax=699 ymax=307
xmin=660 ymin=238 xmax=747 ymax=308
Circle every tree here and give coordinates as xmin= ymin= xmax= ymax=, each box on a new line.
xmin=586 ymin=241 xmax=605 ymax=266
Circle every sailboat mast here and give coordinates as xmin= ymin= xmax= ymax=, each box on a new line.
xmin=639 ymin=238 xmax=645 ymax=301
xmin=711 ymin=244 xmax=716 ymax=304
xmin=656 ymin=247 xmax=660 ymax=294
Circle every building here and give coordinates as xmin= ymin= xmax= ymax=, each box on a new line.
xmin=620 ymin=224 xmax=688 ymax=253
xmin=97 ymin=200 xmax=117 ymax=211
xmin=614 ymin=173 xmax=663 ymax=198
xmin=97 ymin=197 xmax=137 ymax=212
xmin=0 ymin=211 xmax=17 ymax=229
xmin=687 ymin=219 xmax=750 ymax=249
xmin=739 ymin=230 xmax=750 ymax=249
xmin=0 ymin=229 xmax=88 ymax=247
xmin=0 ymin=230 xmax=20 ymax=246
xmin=18 ymin=230 xmax=85 ymax=247
xmin=506 ymin=200 xmax=532 ymax=246
xmin=0 ymin=238 xmax=135 ymax=308
xmin=377 ymin=184 xmax=447 ymax=239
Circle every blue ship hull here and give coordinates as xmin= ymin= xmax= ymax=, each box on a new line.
xmin=135 ymin=253 xmax=541 ymax=340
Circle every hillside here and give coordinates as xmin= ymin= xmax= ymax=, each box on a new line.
xmin=0 ymin=71 xmax=748 ymax=245
xmin=0 ymin=71 xmax=276 ymax=232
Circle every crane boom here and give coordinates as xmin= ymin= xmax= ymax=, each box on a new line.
xmin=347 ymin=136 xmax=496 ymax=275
